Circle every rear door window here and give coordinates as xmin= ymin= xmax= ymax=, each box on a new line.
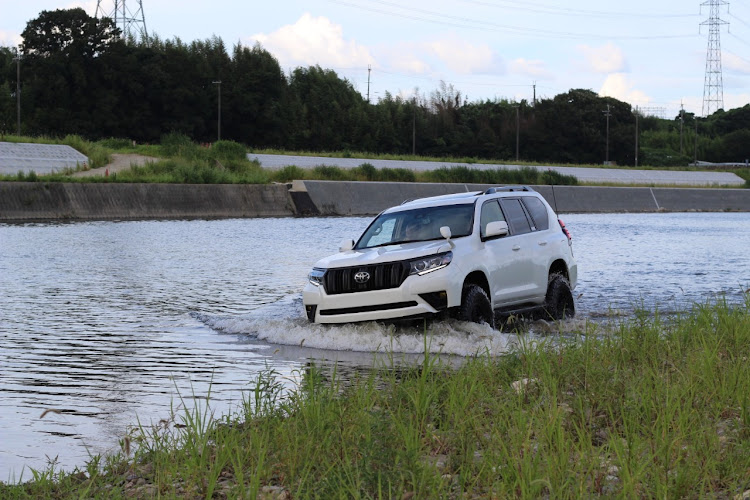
xmin=500 ymin=198 xmax=532 ymax=235
xmin=521 ymin=196 xmax=549 ymax=231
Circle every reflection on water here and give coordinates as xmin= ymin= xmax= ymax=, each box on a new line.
xmin=1 ymin=213 xmax=749 ymax=481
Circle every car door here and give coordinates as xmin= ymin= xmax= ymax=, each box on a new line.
xmin=478 ymin=198 xmax=533 ymax=305
xmin=496 ymin=198 xmax=538 ymax=301
xmin=520 ymin=196 xmax=558 ymax=297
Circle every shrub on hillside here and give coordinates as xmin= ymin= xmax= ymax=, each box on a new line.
xmin=211 ymin=140 xmax=247 ymax=162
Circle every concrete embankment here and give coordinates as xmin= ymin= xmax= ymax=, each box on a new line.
xmin=292 ymin=180 xmax=750 ymax=215
xmin=2 ymin=181 xmax=750 ymax=222
xmin=0 ymin=182 xmax=294 ymax=221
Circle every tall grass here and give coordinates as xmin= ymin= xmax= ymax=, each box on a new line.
xmin=270 ymin=163 xmax=578 ymax=185
xmin=3 ymin=298 xmax=749 ymax=497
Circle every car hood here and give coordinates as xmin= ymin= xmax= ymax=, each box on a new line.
xmin=314 ymin=241 xmax=452 ymax=269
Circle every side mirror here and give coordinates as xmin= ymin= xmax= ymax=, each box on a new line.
xmin=339 ymin=238 xmax=355 ymax=252
xmin=439 ymin=226 xmax=452 ymax=240
xmin=485 ymin=221 xmax=509 ymax=239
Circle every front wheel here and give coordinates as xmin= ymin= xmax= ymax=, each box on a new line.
xmin=458 ymin=284 xmax=495 ymax=328
xmin=543 ymin=273 xmax=575 ymax=320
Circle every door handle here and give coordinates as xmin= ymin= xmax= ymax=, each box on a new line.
xmin=512 ymin=245 xmax=521 ymax=251
xmin=538 ymin=241 xmax=548 ymax=246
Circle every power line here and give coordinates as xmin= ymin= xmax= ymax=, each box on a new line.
xmin=459 ymin=0 xmax=700 ymax=19
xmin=329 ymin=0 xmax=698 ymax=40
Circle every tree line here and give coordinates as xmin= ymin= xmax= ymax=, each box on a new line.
xmin=1 ymin=8 xmax=748 ymax=166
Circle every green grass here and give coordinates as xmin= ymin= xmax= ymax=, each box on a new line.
xmin=3 ymin=135 xmax=748 ymax=187
xmin=3 ymin=298 xmax=749 ymax=498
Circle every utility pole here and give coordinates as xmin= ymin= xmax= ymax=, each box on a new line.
xmin=603 ymin=104 xmax=612 ymax=164
xmin=212 ymin=80 xmax=221 ymax=141
xmin=514 ymin=105 xmax=520 ymax=161
xmin=679 ymin=101 xmax=685 ymax=155
xmin=532 ymin=82 xmax=536 ymax=107
xmin=14 ymin=46 xmax=21 ymax=136
xmin=635 ymin=106 xmax=639 ymax=168
xmin=694 ymin=119 xmax=699 ymax=162
xmin=367 ymin=65 xmax=371 ymax=103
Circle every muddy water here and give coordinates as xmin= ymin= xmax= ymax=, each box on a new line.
xmin=1 ymin=213 xmax=749 ymax=480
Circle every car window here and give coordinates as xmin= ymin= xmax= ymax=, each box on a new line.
xmin=355 ymin=204 xmax=475 ymax=249
xmin=500 ymin=199 xmax=532 ymax=235
xmin=480 ymin=200 xmax=506 ymax=238
xmin=521 ymin=196 xmax=549 ymax=231
xmin=362 ymin=217 xmax=396 ymax=247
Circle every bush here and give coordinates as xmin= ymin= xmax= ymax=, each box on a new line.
xmin=211 ymin=140 xmax=247 ymax=162
xmin=640 ymin=147 xmax=691 ymax=167
xmin=379 ymin=168 xmax=416 ymax=182
xmin=271 ymin=165 xmax=307 ymax=183
xmin=311 ymin=165 xmax=348 ymax=180
xmin=351 ymin=162 xmax=377 ymax=181
xmin=160 ymin=132 xmax=199 ymax=158
xmin=541 ymin=169 xmax=578 ymax=185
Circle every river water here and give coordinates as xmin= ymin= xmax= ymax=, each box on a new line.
xmin=1 ymin=213 xmax=749 ymax=481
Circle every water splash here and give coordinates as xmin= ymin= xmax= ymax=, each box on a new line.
xmin=193 ymin=295 xmax=591 ymax=357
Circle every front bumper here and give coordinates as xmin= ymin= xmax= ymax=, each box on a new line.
xmin=303 ymin=268 xmax=462 ymax=323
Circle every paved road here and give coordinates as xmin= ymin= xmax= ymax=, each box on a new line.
xmin=249 ymin=153 xmax=745 ymax=187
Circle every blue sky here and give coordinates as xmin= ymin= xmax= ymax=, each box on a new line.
xmin=2 ymin=0 xmax=750 ymax=118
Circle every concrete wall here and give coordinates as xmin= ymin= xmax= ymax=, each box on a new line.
xmin=2 ymin=181 xmax=749 ymax=222
xmin=294 ymin=180 xmax=750 ymax=215
xmin=0 ymin=182 xmax=295 ymax=221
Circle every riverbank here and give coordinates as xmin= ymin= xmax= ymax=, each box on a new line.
xmin=2 ymin=299 xmax=749 ymax=497
xmin=2 ymin=181 xmax=750 ymax=221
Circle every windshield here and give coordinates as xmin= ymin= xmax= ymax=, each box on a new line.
xmin=355 ymin=203 xmax=475 ymax=249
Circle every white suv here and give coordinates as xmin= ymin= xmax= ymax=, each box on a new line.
xmin=303 ymin=186 xmax=577 ymax=327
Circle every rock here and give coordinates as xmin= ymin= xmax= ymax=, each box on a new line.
xmin=735 ymin=490 xmax=750 ymax=500
xmin=511 ymin=378 xmax=537 ymax=394
xmin=259 ymin=485 xmax=291 ymax=500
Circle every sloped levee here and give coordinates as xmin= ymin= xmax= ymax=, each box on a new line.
xmin=0 ymin=183 xmax=295 ymax=221
xmin=2 ymin=181 xmax=750 ymax=221
xmin=293 ymin=180 xmax=750 ymax=215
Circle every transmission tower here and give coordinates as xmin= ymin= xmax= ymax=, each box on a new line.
xmin=95 ymin=1 xmax=149 ymax=43
xmin=700 ymin=0 xmax=729 ymax=117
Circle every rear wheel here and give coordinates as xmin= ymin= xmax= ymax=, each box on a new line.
xmin=543 ymin=273 xmax=575 ymax=320
xmin=458 ymin=284 xmax=495 ymax=328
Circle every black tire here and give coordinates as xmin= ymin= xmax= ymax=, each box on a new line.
xmin=543 ymin=273 xmax=575 ymax=320
xmin=458 ymin=284 xmax=495 ymax=328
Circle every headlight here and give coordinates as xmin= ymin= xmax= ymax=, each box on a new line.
xmin=308 ymin=268 xmax=326 ymax=286
xmin=409 ymin=251 xmax=452 ymax=276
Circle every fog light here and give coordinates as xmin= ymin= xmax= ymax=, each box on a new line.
xmin=420 ymin=291 xmax=448 ymax=311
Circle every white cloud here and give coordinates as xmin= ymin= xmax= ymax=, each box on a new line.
xmin=249 ymin=14 xmax=374 ymax=69
xmin=724 ymin=92 xmax=750 ymax=110
xmin=66 ymin=1 xmax=98 ymax=15
xmin=723 ymin=52 xmax=750 ymax=75
xmin=426 ymin=37 xmax=499 ymax=74
xmin=509 ymin=58 xmax=552 ymax=79
xmin=0 ymin=30 xmax=22 ymax=48
xmin=578 ymin=43 xmax=628 ymax=74
xmin=599 ymin=73 xmax=650 ymax=105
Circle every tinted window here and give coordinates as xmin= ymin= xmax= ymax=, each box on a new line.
xmin=480 ymin=200 xmax=506 ymax=238
xmin=355 ymin=203 xmax=475 ymax=249
xmin=500 ymin=199 xmax=532 ymax=235
xmin=522 ymin=196 xmax=549 ymax=231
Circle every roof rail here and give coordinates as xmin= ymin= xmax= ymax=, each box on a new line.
xmin=483 ymin=185 xmax=535 ymax=195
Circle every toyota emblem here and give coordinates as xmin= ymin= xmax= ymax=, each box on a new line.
xmin=354 ymin=271 xmax=370 ymax=284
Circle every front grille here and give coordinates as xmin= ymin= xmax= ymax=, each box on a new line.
xmin=323 ymin=261 xmax=410 ymax=295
